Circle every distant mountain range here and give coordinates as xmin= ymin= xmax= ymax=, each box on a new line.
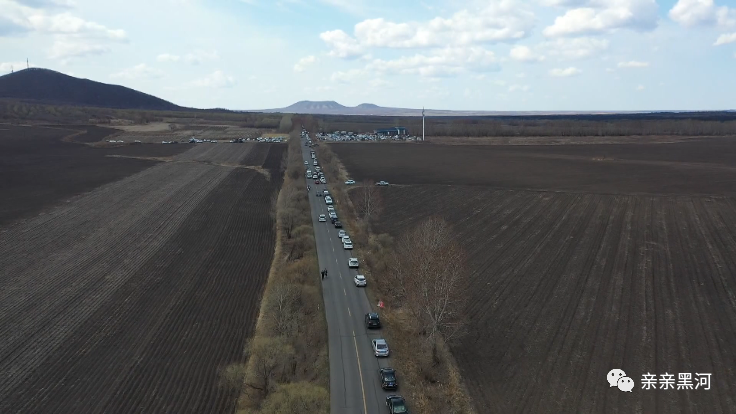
xmin=255 ymin=100 xmax=656 ymax=117
xmin=0 ymin=68 xmax=182 ymax=111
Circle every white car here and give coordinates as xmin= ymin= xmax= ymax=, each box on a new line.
xmin=323 ymin=189 xmax=329 ymax=195
xmin=329 ymin=211 xmax=337 ymax=219
xmin=348 ymin=258 xmax=359 ymax=268
xmin=372 ymin=339 xmax=389 ymax=357
xmin=318 ymin=214 xmax=326 ymax=222
xmin=345 ymin=180 xmax=356 ymax=185
xmin=325 ymin=196 xmax=333 ymax=205
xmin=320 ymin=178 xmax=326 ymax=184
xmin=313 ymin=160 xmax=318 ymax=166
xmin=304 ymin=160 xmax=308 ymax=165
xmin=342 ymin=236 xmax=351 ymax=244
xmin=376 ymin=181 xmax=389 ymax=186
xmin=354 ymin=274 xmax=366 ymax=286
xmin=337 ymin=229 xmax=346 ymax=238
xmin=327 ymin=206 xmax=335 ymax=212
xmin=343 ymin=240 xmax=353 ymax=250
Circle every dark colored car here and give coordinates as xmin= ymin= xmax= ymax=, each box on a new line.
xmin=380 ymin=368 xmax=398 ymax=390
xmin=386 ymin=395 xmax=408 ymax=414
xmin=331 ymin=217 xmax=337 ymax=224
xmin=315 ymin=179 xmax=320 ymax=184
xmin=365 ymin=312 xmax=381 ymax=329
xmin=334 ymin=221 xmax=343 ymax=228
xmin=316 ymin=193 xmax=322 ymax=197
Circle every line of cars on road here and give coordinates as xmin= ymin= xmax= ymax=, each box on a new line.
xmin=302 ymin=127 xmax=409 ymax=413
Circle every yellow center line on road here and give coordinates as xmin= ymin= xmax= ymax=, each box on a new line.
xmin=352 ymin=330 xmax=369 ymax=414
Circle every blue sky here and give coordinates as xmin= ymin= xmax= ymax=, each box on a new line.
xmin=0 ymin=0 xmax=734 ymax=111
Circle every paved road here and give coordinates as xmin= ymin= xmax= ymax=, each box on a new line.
xmin=300 ymin=134 xmax=394 ymax=414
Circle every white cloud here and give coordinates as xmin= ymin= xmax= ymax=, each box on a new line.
xmin=320 ymin=1 xmax=535 ymax=58
xmin=110 ymin=63 xmax=164 ymax=80
xmin=2 ymin=2 xmax=127 ymax=61
xmin=544 ymin=0 xmax=659 ymax=37
xmin=618 ymin=60 xmax=649 ymax=68
xmin=293 ymin=55 xmax=317 ymax=72
xmin=192 ymin=70 xmax=237 ymax=88
xmin=637 ymin=84 xmax=645 ymax=90
xmin=367 ymin=46 xmax=498 ymax=77
xmin=669 ymin=0 xmax=736 ymax=28
xmin=549 ymin=66 xmax=582 ymax=76
xmin=319 ymin=29 xmax=365 ymax=58
xmin=540 ymin=37 xmax=609 ymax=59
xmin=156 ymin=50 xmax=219 ymax=65
xmin=714 ymin=32 xmax=736 ymax=45
xmin=509 ymin=45 xmax=545 ymax=62
xmin=27 ymin=13 xmax=126 ymax=39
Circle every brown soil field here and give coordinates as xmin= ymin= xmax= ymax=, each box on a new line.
xmin=0 ymin=125 xmax=192 ymax=226
xmin=331 ymin=139 xmax=736 ymax=196
xmin=0 ymin=138 xmax=284 ymax=413
xmin=335 ymin=140 xmax=736 ymax=413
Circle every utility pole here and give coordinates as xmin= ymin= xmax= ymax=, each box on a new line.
xmin=26 ymin=58 xmax=29 ymax=69
xmin=422 ymin=107 xmax=425 ymax=141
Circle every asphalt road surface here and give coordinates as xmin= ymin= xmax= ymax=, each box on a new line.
xmin=301 ymin=135 xmax=396 ymax=414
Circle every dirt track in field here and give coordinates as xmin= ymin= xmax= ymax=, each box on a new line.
xmin=336 ymin=140 xmax=736 ymax=414
xmin=0 ymin=134 xmax=283 ymax=413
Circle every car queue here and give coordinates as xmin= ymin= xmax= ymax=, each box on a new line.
xmin=301 ymin=127 xmax=409 ymax=413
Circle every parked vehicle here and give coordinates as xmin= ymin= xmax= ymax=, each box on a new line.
xmin=348 ymin=257 xmax=359 ymax=268
xmin=365 ymin=312 xmax=381 ymax=329
xmin=385 ymin=395 xmax=408 ymax=413
xmin=325 ymin=196 xmax=333 ymax=205
xmin=376 ymin=181 xmax=390 ymax=186
xmin=334 ymin=221 xmax=343 ymax=228
xmin=338 ymin=229 xmax=346 ymax=238
xmin=372 ymin=339 xmax=389 ymax=357
xmin=354 ymin=274 xmax=366 ymax=286
xmin=343 ymin=239 xmax=352 ymax=249
xmin=379 ymin=368 xmax=398 ymax=390
xmin=345 ymin=180 xmax=356 ymax=185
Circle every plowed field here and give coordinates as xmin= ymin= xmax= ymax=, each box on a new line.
xmin=335 ymin=139 xmax=736 ymax=413
xmin=0 ymin=133 xmax=283 ymax=413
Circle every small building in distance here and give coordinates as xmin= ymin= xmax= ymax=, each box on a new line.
xmin=374 ymin=127 xmax=407 ymax=136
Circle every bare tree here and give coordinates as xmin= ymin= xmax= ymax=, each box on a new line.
xmin=357 ymin=180 xmax=383 ymax=222
xmin=391 ymin=217 xmax=468 ymax=349
xmin=244 ymin=337 xmax=295 ymax=398
xmin=267 ymin=282 xmax=300 ymax=338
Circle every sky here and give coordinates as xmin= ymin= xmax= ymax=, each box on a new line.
xmin=0 ymin=0 xmax=735 ymax=111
